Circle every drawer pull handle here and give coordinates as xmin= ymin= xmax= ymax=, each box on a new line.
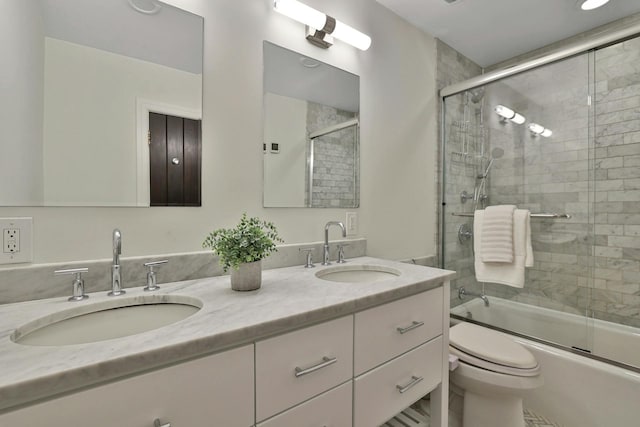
xmin=396 ymin=375 xmax=424 ymax=394
xmin=294 ymin=356 xmax=337 ymax=377
xmin=153 ymin=419 xmax=171 ymax=427
xmin=397 ymin=321 xmax=424 ymax=334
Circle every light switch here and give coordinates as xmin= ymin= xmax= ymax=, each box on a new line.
xmin=346 ymin=212 xmax=358 ymax=236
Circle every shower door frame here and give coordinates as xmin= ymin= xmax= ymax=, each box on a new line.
xmin=307 ymin=118 xmax=360 ymax=208
xmin=440 ymin=24 xmax=640 ymax=99
xmin=439 ymin=22 xmax=640 ymax=371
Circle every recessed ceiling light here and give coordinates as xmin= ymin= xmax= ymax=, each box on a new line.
xmin=579 ymin=0 xmax=610 ymax=11
xmin=128 ymin=0 xmax=162 ymax=15
xmin=299 ymin=57 xmax=320 ymax=68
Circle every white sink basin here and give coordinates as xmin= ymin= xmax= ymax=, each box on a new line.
xmin=11 ymin=295 xmax=202 ymax=346
xmin=315 ymin=264 xmax=401 ymax=283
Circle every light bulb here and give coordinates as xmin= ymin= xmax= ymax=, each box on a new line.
xmin=495 ymin=105 xmax=526 ymax=124
xmin=332 ymin=21 xmax=372 ymax=51
xmin=580 ymin=0 xmax=610 ymax=11
xmin=274 ymin=0 xmax=371 ymax=51
xmin=528 ymin=123 xmax=545 ymax=134
xmin=511 ymin=113 xmax=526 ymax=125
xmin=528 ymin=123 xmax=552 ymax=137
xmin=495 ymin=105 xmax=515 ymax=120
xmin=274 ymin=0 xmax=327 ymax=31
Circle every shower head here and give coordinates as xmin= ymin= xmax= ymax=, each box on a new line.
xmin=491 ymin=147 xmax=505 ymax=159
xmin=468 ymin=87 xmax=485 ymax=104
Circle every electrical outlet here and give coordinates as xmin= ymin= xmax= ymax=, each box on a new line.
xmin=0 ymin=218 xmax=32 ymax=264
xmin=3 ymin=228 xmax=20 ymax=253
xmin=346 ymin=212 xmax=358 ymax=236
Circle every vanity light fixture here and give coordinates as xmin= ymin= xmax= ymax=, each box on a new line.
xmin=273 ymin=0 xmax=372 ymax=51
xmin=528 ymin=123 xmax=553 ymax=137
xmin=579 ymin=0 xmax=610 ymax=11
xmin=494 ymin=105 xmax=525 ymax=125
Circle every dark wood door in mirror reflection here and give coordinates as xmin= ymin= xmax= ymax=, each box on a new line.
xmin=149 ymin=113 xmax=201 ymax=206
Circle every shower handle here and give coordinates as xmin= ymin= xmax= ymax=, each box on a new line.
xmin=458 ymin=223 xmax=473 ymax=243
xmin=460 ymin=190 xmax=474 ymax=204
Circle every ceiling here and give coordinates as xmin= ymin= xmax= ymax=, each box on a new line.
xmin=41 ymin=0 xmax=203 ymax=73
xmin=264 ymin=42 xmax=359 ymax=112
xmin=376 ymin=0 xmax=640 ymax=67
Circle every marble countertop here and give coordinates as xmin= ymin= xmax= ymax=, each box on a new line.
xmin=0 ymin=256 xmax=454 ymax=413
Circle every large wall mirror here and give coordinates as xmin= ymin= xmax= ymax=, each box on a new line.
xmin=263 ymin=42 xmax=360 ymax=208
xmin=1 ymin=0 xmax=203 ymax=207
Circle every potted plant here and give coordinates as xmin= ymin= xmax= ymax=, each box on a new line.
xmin=202 ymin=213 xmax=283 ymax=291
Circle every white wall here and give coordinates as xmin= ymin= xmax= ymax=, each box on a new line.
xmin=0 ymin=0 xmax=438 ymax=265
xmin=263 ymin=93 xmax=307 ymax=207
xmin=42 ymin=38 xmax=201 ymax=206
xmin=0 ymin=1 xmax=44 ymax=205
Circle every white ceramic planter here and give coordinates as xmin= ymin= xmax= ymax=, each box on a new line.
xmin=230 ymin=260 xmax=262 ymax=291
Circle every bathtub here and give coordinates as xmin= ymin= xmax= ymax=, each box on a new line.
xmin=451 ymin=297 xmax=640 ymax=427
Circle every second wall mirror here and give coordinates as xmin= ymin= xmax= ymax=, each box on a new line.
xmin=262 ymin=41 xmax=360 ymax=208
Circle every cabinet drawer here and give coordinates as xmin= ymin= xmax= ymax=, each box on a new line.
xmin=354 ymin=288 xmax=443 ymax=375
xmin=256 ymin=315 xmax=353 ymax=422
xmin=0 ymin=344 xmax=255 ymax=427
xmin=354 ymin=336 xmax=443 ymax=427
xmin=257 ymin=381 xmax=352 ymax=427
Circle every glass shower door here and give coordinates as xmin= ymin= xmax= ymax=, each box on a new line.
xmin=590 ymin=35 xmax=640 ymax=368
xmin=443 ymin=51 xmax=595 ymax=354
xmin=307 ymin=120 xmax=359 ymax=208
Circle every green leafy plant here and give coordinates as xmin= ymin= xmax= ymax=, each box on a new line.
xmin=202 ymin=213 xmax=283 ymax=272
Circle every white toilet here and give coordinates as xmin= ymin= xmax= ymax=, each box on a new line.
xmin=449 ymin=322 xmax=543 ymax=427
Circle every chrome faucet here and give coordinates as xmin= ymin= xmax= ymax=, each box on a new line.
xmin=109 ymin=229 xmax=125 ymax=296
xmin=458 ymin=286 xmax=489 ymax=307
xmin=54 ymin=267 xmax=89 ymax=301
xmin=322 ymin=221 xmax=346 ymax=265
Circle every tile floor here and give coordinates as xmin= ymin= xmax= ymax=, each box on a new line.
xmin=382 ymin=397 xmax=564 ymax=427
xmin=523 ymin=408 xmax=563 ymax=427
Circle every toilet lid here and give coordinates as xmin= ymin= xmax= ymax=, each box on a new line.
xmin=450 ymin=322 xmax=538 ymax=372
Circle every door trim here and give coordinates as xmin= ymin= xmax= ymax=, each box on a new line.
xmin=136 ymin=98 xmax=201 ymax=206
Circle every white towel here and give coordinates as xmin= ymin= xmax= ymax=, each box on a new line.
xmin=474 ymin=209 xmax=533 ymax=288
xmin=481 ymin=205 xmax=516 ymax=263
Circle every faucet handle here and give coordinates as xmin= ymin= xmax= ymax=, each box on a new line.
xmin=144 ymin=260 xmax=168 ymax=268
xmin=144 ymin=260 xmax=168 ymax=291
xmin=299 ymin=247 xmax=315 ymax=268
xmin=54 ymin=267 xmax=89 ymax=275
xmin=55 ymin=268 xmax=89 ymax=301
xmin=336 ymin=244 xmax=349 ymax=264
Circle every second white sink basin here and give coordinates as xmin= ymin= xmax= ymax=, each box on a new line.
xmin=11 ymin=295 xmax=202 ymax=346
xmin=315 ymin=264 xmax=401 ymax=283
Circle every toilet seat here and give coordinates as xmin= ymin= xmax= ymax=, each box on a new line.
xmin=450 ymin=322 xmax=540 ymax=377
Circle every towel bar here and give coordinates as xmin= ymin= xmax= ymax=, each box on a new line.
xmin=451 ymin=212 xmax=571 ymax=219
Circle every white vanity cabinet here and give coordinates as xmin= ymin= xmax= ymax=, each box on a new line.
xmin=354 ymin=338 xmax=443 ymax=426
xmin=254 ymin=286 xmax=448 ymax=427
xmin=0 ymin=344 xmax=255 ymax=427
xmin=257 ymin=382 xmax=353 ymax=427
xmin=0 ymin=276 xmax=450 ymax=427
xmin=255 ymin=315 xmax=353 ymax=422
xmin=354 ymin=288 xmax=443 ymax=375
xmin=354 ymin=287 xmax=446 ymax=427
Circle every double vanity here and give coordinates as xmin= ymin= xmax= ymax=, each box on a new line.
xmin=0 ymin=257 xmax=453 ymax=426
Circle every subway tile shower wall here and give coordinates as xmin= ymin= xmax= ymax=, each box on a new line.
xmin=443 ymin=35 xmax=640 ymax=329
xmin=307 ymin=102 xmax=358 ymax=208
xmin=435 ymin=39 xmax=482 ymax=307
